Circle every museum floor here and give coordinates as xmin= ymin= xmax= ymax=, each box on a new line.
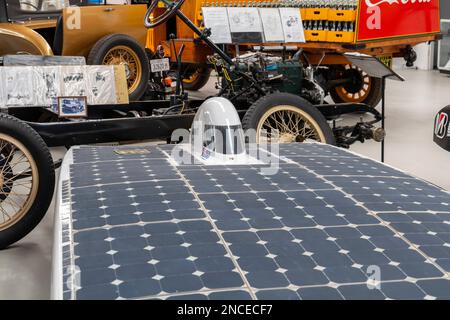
xmin=1 ymin=69 xmax=449 ymax=300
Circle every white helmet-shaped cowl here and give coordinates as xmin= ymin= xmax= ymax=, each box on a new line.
xmin=188 ymin=97 xmax=257 ymax=165
xmin=192 ymin=97 xmax=243 ymax=127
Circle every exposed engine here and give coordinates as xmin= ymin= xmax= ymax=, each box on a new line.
xmin=211 ymin=51 xmax=325 ymax=105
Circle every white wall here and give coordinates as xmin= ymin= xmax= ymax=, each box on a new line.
xmin=393 ymin=42 xmax=435 ymax=71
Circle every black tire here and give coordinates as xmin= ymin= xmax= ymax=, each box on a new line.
xmin=0 ymin=114 xmax=55 ymax=249
xmin=182 ymin=64 xmax=212 ymax=91
xmin=329 ymin=66 xmax=383 ymax=108
xmin=242 ymin=93 xmax=336 ymax=145
xmin=87 ymin=34 xmax=150 ymax=101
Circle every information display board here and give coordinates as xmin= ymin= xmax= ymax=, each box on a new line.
xmin=202 ymin=7 xmax=305 ymax=44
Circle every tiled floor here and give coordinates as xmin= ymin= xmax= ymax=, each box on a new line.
xmin=0 ymin=69 xmax=449 ymax=299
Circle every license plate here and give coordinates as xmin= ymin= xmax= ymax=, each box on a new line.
xmin=150 ymin=58 xmax=170 ymax=73
xmin=379 ymin=55 xmax=393 ymax=69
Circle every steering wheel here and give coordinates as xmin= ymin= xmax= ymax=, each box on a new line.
xmin=144 ymin=0 xmax=186 ymax=28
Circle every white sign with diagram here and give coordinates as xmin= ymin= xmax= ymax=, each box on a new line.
xmin=259 ymin=8 xmax=285 ymax=42
xmin=87 ymin=65 xmax=117 ymax=105
xmin=33 ymin=66 xmax=62 ymax=107
xmin=227 ymin=7 xmax=263 ymax=33
xmin=279 ymin=7 xmax=305 ymax=43
xmin=202 ymin=7 xmax=232 ymax=44
xmin=2 ymin=67 xmax=35 ymax=107
xmin=60 ymin=66 xmax=87 ymax=97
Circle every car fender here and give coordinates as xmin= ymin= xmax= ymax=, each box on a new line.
xmin=0 ymin=23 xmax=53 ymax=55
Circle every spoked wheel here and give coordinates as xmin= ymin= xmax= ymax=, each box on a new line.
xmin=330 ymin=64 xmax=382 ymax=108
xmin=88 ymin=34 xmax=150 ymax=101
xmin=103 ymin=45 xmax=142 ymax=93
xmin=0 ymin=115 xmax=55 ymax=249
xmin=242 ymin=93 xmax=336 ymax=145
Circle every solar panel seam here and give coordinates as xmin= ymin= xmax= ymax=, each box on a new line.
xmin=312 ymin=176 xmax=417 ymax=179
xmin=157 ymin=147 xmax=258 ymax=300
xmin=133 ymin=287 xmax=252 ymax=300
xmin=263 ymin=146 xmax=450 ymax=281
xmin=251 ymin=277 xmax=438 ymax=288
xmin=69 ymin=180 xmax=178 ymax=190
xmin=71 ymin=217 xmax=208 ymax=235
xmin=71 ymin=158 xmax=166 ymax=165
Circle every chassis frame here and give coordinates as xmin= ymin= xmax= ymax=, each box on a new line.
xmin=4 ymin=100 xmax=380 ymax=148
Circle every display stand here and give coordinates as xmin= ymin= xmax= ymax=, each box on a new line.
xmin=344 ymin=53 xmax=405 ymax=163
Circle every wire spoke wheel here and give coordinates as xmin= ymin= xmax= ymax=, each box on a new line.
xmin=256 ymin=105 xmax=326 ymax=144
xmin=103 ymin=45 xmax=142 ymax=94
xmin=0 ymin=134 xmax=38 ymax=232
xmin=0 ymin=114 xmax=55 ymax=249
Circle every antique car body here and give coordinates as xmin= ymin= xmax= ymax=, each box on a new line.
xmin=0 ymin=1 xmax=147 ymax=55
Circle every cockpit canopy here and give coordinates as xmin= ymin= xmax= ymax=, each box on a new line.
xmin=190 ymin=97 xmax=246 ymax=158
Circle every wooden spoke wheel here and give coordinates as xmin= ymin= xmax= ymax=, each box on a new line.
xmin=330 ymin=64 xmax=383 ymax=108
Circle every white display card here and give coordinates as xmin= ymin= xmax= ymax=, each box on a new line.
xmin=259 ymin=8 xmax=285 ymax=42
xmin=202 ymin=7 xmax=232 ymax=44
xmin=279 ymin=7 xmax=305 ymax=43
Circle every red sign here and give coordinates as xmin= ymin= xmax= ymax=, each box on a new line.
xmin=357 ymin=0 xmax=440 ymax=42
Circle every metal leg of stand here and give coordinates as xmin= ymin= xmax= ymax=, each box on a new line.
xmin=381 ymin=76 xmax=386 ymax=163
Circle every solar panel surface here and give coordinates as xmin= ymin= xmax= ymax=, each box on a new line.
xmin=55 ymin=143 xmax=450 ymax=300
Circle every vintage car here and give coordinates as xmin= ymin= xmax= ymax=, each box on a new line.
xmin=147 ymin=0 xmax=441 ymax=107
xmin=0 ymin=0 xmax=150 ymax=100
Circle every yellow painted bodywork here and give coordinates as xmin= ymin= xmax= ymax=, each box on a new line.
xmin=0 ymin=21 xmax=54 ymax=55
xmin=62 ymin=4 xmax=148 ymax=57
xmin=0 ymin=4 xmax=148 ymax=58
